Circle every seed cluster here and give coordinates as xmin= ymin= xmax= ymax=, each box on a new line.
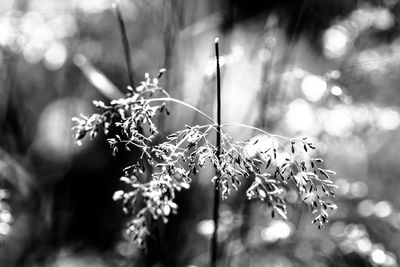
xmin=72 ymin=71 xmax=337 ymax=247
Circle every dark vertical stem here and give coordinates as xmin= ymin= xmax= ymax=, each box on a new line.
xmin=211 ymin=37 xmax=222 ymax=267
xmin=113 ymin=1 xmax=135 ymax=89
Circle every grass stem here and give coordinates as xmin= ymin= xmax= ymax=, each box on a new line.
xmin=211 ymin=37 xmax=221 ymax=267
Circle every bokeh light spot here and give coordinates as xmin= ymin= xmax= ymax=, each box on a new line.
xmin=116 ymin=241 xmax=137 ymax=257
xmin=358 ymin=199 xmax=374 ymax=217
xmin=373 ymin=8 xmax=394 ymax=30
xmin=371 ymin=248 xmax=387 ymax=265
xmin=23 ymin=41 xmax=45 ymax=63
xmin=329 ymin=221 xmax=346 ymax=237
xmin=323 ymin=26 xmax=350 ymax=58
xmin=35 ymin=98 xmax=90 ymax=161
xmin=0 ymin=222 xmax=11 ymax=235
xmin=301 ymin=75 xmax=327 ymax=102
xmin=350 ymin=181 xmax=368 ymax=198
xmin=260 ymin=221 xmax=293 ymax=243
xmin=356 ymin=237 xmax=372 ymax=254
xmin=197 ymin=220 xmax=214 ymax=237
xmin=373 ymin=201 xmax=392 ymax=218
xmin=331 ymin=86 xmax=343 ymax=96
xmin=285 ymin=99 xmax=316 ymax=133
xmin=335 ymin=179 xmax=350 ymax=196
xmin=44 ymin=42 xmax=67 ymax=70
xmin=378 ymin=109 xmax=400 ymax=130
xmin=324 ymin=105 xmax=354 ymax=137
xmin=0 ymin=210 xmax=12 ymax=224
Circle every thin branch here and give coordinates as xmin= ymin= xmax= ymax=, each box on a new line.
xmin=170 ymin=125 xmax=214 ymax=155
xmin=221 ymin=123 xmax=305 ymax=141
xmin=146 ymin=97 xmax=216 ymax=123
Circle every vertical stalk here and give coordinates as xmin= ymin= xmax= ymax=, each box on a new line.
xmin=113 ymin=0 xmax=135 ymax=89
xmin=211 ymin=37 xmax=222 ymax=267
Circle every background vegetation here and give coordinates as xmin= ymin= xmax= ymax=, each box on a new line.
xmin=1 ymin=0 xmax=400 ymax=266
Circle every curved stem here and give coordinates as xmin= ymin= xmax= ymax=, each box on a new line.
xmin=146 ymin=97 xmax=216 ymax=124
xmin=139 ymin=87 xmax=171 ymax=98
xmin=221 ymin=123 xmax=300 ymax=141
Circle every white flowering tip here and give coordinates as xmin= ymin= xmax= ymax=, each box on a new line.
xmin=113 ymin=190 xmax=124 ymax=201
xmin=159 ymin=68 xmax=166 ymax=73
xmin=259 ymin=189 xmax=266 ymax=199
xmin=136 ymin=85 xmax=144 ymax=92
xmin=163 ymin=205 xmax=171 ymax=216
xmin=180 ymin=182 xmax=190 ymax=189
xmin=214 ymin=37 xmax=219 ymax=43
xmin=169 ymin=202 xmax=178 ymax=210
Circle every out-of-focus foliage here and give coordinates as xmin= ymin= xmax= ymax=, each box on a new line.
xmin=1 ymin=0 xmax=400 ymax=267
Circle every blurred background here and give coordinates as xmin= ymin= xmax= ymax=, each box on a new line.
xmin=1 ymin=0 xmax=400 ymax=266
